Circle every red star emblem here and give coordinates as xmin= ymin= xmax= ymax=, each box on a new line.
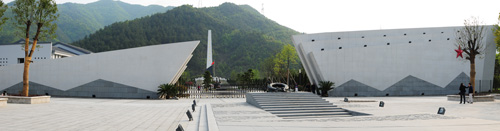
xmin=455 ymin=45 xmax=463 ymax=58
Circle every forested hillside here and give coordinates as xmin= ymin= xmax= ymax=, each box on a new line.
xmin=71 ymin=3 xmax=299 ymax=79
xmin=0 ymin=0 xmax=173 ymax=43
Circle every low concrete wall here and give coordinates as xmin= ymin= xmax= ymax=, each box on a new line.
xmin=0 ymin=96 xmax=50 ymax=104
xmin=447 ymin=95 xmax=494 ymax=102
xmin=0 ymin=98 xmax=6 ymax=107
xmin=245 ymin=93 xmax=260 ymax=108
xmin=492 ymin=94 xmax=500 ymax=99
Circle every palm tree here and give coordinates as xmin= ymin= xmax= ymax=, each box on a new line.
xmin=157 ymin=84 xmax=178 ymax=99
xmin=319 ymin=81 xmax=335 ymax=97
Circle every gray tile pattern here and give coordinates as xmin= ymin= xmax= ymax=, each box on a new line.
xmin=384 ymin=75 xmax=445 ymax=96
xmin=1 ymin=79 xmax=157 ymax=99
xmin=330 ymin=79 xmax=385 ymax=97
xmin=329 ymin=72 xmax=470 ymax=97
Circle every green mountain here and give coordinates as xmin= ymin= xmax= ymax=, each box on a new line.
xmin=71 ymin=3 xmax=299 ymax=79
xmin=0 ymin=0 xmax=174 ymax=43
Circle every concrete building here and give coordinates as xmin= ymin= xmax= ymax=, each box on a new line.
xmin=0 ymin=41 xmax=199 ymax=98
xmin=292 ymin=26 xmax=496 ymax=97
xmin=0 ymin=40 xmax=92 ymax=67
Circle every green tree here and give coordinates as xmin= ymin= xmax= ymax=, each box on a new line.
xmin=319 ymin=81 xmax=335 ymax=97
xmin=494 ymin=54 xmax=500 ymax=90
xmin=237 ymin=69 xmax=256 ymax=85
xmin=273 ymin=44 xmax=299 ymax=85
xmin=455 ymin=17 xmax=486 ymax=94
xmin=13 ymin=0 xmax=58 ymax=96
xmin=495 ymin=13 xmax=500 ymax=51
xmin=0 ymin=0 xmax=8 ymax=30
xmin=203 ymin=71 xmax=212 ymax=89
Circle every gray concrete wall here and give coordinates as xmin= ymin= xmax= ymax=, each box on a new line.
xmin=0 ymin=41 xmax=199 ymax=98
xmin=293 ymin=26 xmax=496 ymax=96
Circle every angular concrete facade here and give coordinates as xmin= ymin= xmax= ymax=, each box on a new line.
xmin=292 ymin=26 xmax=496 ymax=96
xmin=0 ymin=41 xmax=199 ymax=98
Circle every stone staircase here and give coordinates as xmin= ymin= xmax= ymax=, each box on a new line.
xmin=246 ymin=92 xmax=353 ymax=119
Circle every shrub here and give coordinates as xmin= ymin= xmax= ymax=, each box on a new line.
xmin=157 ymin=84 xmax=179 ymax=99
xmin=319 ymin=81 xmax=335 ymax=97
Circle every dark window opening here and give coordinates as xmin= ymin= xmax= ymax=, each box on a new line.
xmin=383 ymin=35 xmax=386 ymax=37
xmin=338 ymin=37 xmax=341 ymax=40
xmin=441 ymin=32 xmax=444 ymax=34
xmin=404 ymin=33 xmax=407 ymax=36
xmin=311 ymin=39 xmax=315 ymax=42
xmin=409 ymin=41 xmax=412 ymax=43
xmin=18 ymin=58 xmax=24 ymax=64
xmin=361 ymin=36 xmax=364 ymax=38
xmin=423 ymin=32 xmax=426 ymax=35
xmin=339 ymin=47 xmax=342 ymax=49
xmin=364 ymin=45 xmax=367 ymax=47
xmin=321 ymin=48 xmax=324 ymax=51
xmin=447 ymin=38 xmax=450 ymax=40
xmin=429 ymin=39 xmax=431 ymax=42
xmin=387 ymin=43 xmax=390 ymax=45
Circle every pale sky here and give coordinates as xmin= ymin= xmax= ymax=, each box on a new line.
xmin=4 ymin=0 xmax=500 ymax=33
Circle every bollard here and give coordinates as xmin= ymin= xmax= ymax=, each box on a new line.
xmin=192 ymin=104 xmax=196 ymax=112
xmin=186 ymin=110 xmax=193 ymax=121
xmin=437 ymin=107 xmax=445 ymax=115
xmin=176 ymin=124 xmax=184 ymax=131
xmin=379 ymin=101 xmax=384 ymax=107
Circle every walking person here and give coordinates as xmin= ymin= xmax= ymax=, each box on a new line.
xmin=468 ymin=83 xmax=474 ymax=104
xmin=459 ymin=83 xmax=466 ymax=104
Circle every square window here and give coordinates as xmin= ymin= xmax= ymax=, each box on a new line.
xmin=18 ymin=58 xmax=24 ymax=64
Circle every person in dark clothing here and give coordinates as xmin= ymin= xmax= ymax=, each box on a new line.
xmin=459 ymin=83 xmax=466 ymax=104
xmin=468 ymin=83 xmax=474 ymax=104
xmin=311 ymin=84 xmax=316 ymax=94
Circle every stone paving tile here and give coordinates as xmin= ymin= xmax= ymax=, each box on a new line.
xmin=2 ymin=96 xmax=500 ymax=131
xmin=0 ymin=98 xmax=193 ymax=131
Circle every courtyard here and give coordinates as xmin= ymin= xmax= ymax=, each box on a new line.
xmin=0 ymin=95 xmax=499 ymax=131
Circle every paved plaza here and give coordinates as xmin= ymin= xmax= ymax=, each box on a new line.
xmin=1 ymin=95 xmax=500 ymax=131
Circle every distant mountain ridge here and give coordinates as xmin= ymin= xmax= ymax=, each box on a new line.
xmin=71 ymin=3 xmax=299 ymax=78
xmin=0 ymin=0 xmax=174 ymax=43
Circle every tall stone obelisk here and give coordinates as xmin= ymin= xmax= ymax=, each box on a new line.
xmin=206 ymin=30 xmax=214 ymax=77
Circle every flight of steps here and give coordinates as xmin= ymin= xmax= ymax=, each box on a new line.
xmin=246 ymin=92 xmax=353 ymax=119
